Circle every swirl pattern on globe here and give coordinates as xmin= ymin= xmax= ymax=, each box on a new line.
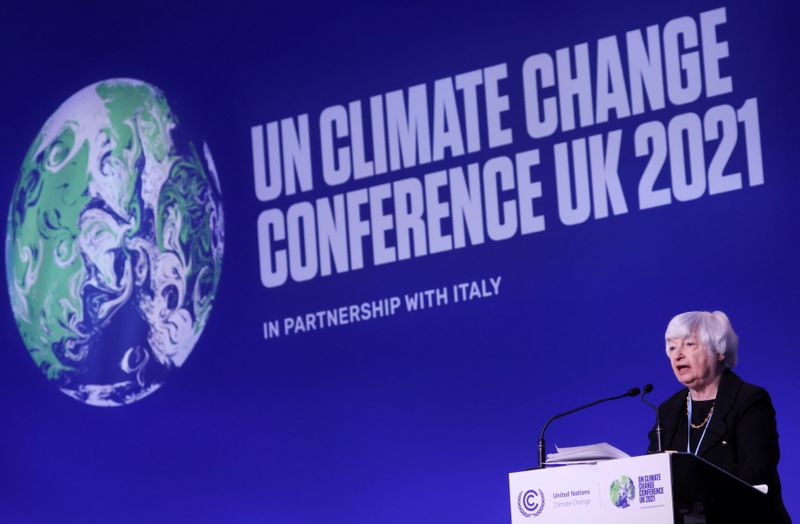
xmin=6 ymin=78 xmax=224 ymax=406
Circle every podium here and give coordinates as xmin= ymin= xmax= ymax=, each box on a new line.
xmin=508 ymin=452 xmax=768 ymax=524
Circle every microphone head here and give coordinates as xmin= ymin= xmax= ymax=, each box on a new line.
xmin=643 ymin=383 xmax=654 ymax=394
xmin=627 ymin=387 xmax=641 ymax=397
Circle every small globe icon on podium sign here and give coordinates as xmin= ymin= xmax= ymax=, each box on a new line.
xmin=5 ymin=79 xmax=224 ymax=406
xmin=610 ymin=475 xmax=636 ymax=508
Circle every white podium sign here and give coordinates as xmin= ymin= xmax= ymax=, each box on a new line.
xmin=509 ymin=454 xmax=675 ymax=523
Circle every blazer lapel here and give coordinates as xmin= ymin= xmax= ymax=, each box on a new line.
xmin=698 ymin=370 xmax=741 ymax=457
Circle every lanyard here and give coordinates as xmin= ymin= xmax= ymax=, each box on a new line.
xmin=686 ymin=394 xmax=713 ymax=455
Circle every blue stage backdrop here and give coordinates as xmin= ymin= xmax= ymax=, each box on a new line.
xmin=0 ymin=1 xmax=797 ymax=522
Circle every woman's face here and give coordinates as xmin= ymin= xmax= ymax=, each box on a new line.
xmin=667 ymin=330 xmax=723 ymax=391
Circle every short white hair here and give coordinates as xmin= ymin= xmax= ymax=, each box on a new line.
xmin=665 ymin=311 xmax=738 ymax=368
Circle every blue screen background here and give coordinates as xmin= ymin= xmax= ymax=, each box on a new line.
xmin=0 ymin=1 xmax=797 ymax=522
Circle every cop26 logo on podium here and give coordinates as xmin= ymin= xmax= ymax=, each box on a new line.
xmin=517 ymin=489 xmax=546 ymax=518
xmin=5 ymin=79 xmax=225 ymax=407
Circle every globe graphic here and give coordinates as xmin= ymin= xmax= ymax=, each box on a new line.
xmin=5 ymin=79 xmax=224 ymax=406
xmin=610 ymin=475 xmax=636 ymax=508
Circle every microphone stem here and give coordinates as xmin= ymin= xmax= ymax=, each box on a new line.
xmin=640 ymin=394 xmax=663 ymax=453
xmin=656 ymin=406 xmax=663 ymax=453
xmin=538 ymin=437 xmax=546 ymax=470
xmin=537 ymin=390 xmax=637 ymax=469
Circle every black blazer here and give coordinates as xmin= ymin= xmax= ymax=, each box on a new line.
xmin=649 ymin=370 xmax=791 ymax=523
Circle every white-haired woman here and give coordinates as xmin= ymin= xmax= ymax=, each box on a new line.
xmin=649 ymin=311 xmax=791 ymax=523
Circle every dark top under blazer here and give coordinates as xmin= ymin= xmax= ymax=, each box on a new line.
xmin=648 ymin=369 xmax=791 ymax=523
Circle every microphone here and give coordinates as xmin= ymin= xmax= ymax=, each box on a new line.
xmin=537 ymin=386 xmax=641 ymax=469
xmin=640 ymin=383 xmax=663 ymax=453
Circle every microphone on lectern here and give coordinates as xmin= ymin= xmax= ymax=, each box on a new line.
xmin=639 ymin=383 xmax=663 ymax=453
xmin=537 ymin=385 xmax=642 ymax=469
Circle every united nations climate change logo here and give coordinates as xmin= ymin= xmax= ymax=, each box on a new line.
xmin=517 ymin=489 xmax=545 ymax=518
xmin=610 ymin=475 xmax=636 ymax=509
xmin=5 ymin=78 xmax=224 ymax=406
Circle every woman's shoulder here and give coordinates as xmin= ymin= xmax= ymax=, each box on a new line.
xmin=720 ymin=370 xmax=775 ymax=413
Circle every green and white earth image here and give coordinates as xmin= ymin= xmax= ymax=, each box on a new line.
xmin=5 ymin=79 xmax=224 ymax=406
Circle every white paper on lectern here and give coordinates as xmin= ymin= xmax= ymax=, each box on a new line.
xmin=546 ymin=442 xmax=630 ymax=463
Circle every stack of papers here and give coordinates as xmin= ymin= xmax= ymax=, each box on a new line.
xmin=545 ymin=442 xmax=630 ymax=465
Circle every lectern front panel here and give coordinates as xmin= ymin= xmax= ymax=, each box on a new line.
xmin=509 ymin=454 xmax=674 ymax=523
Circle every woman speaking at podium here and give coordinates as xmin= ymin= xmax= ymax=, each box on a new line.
xmin=649 ymin=311 xmax=791 ymax=523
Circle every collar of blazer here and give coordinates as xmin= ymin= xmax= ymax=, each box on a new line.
xmin=660 ymin=369 xmax=743 ymax=455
